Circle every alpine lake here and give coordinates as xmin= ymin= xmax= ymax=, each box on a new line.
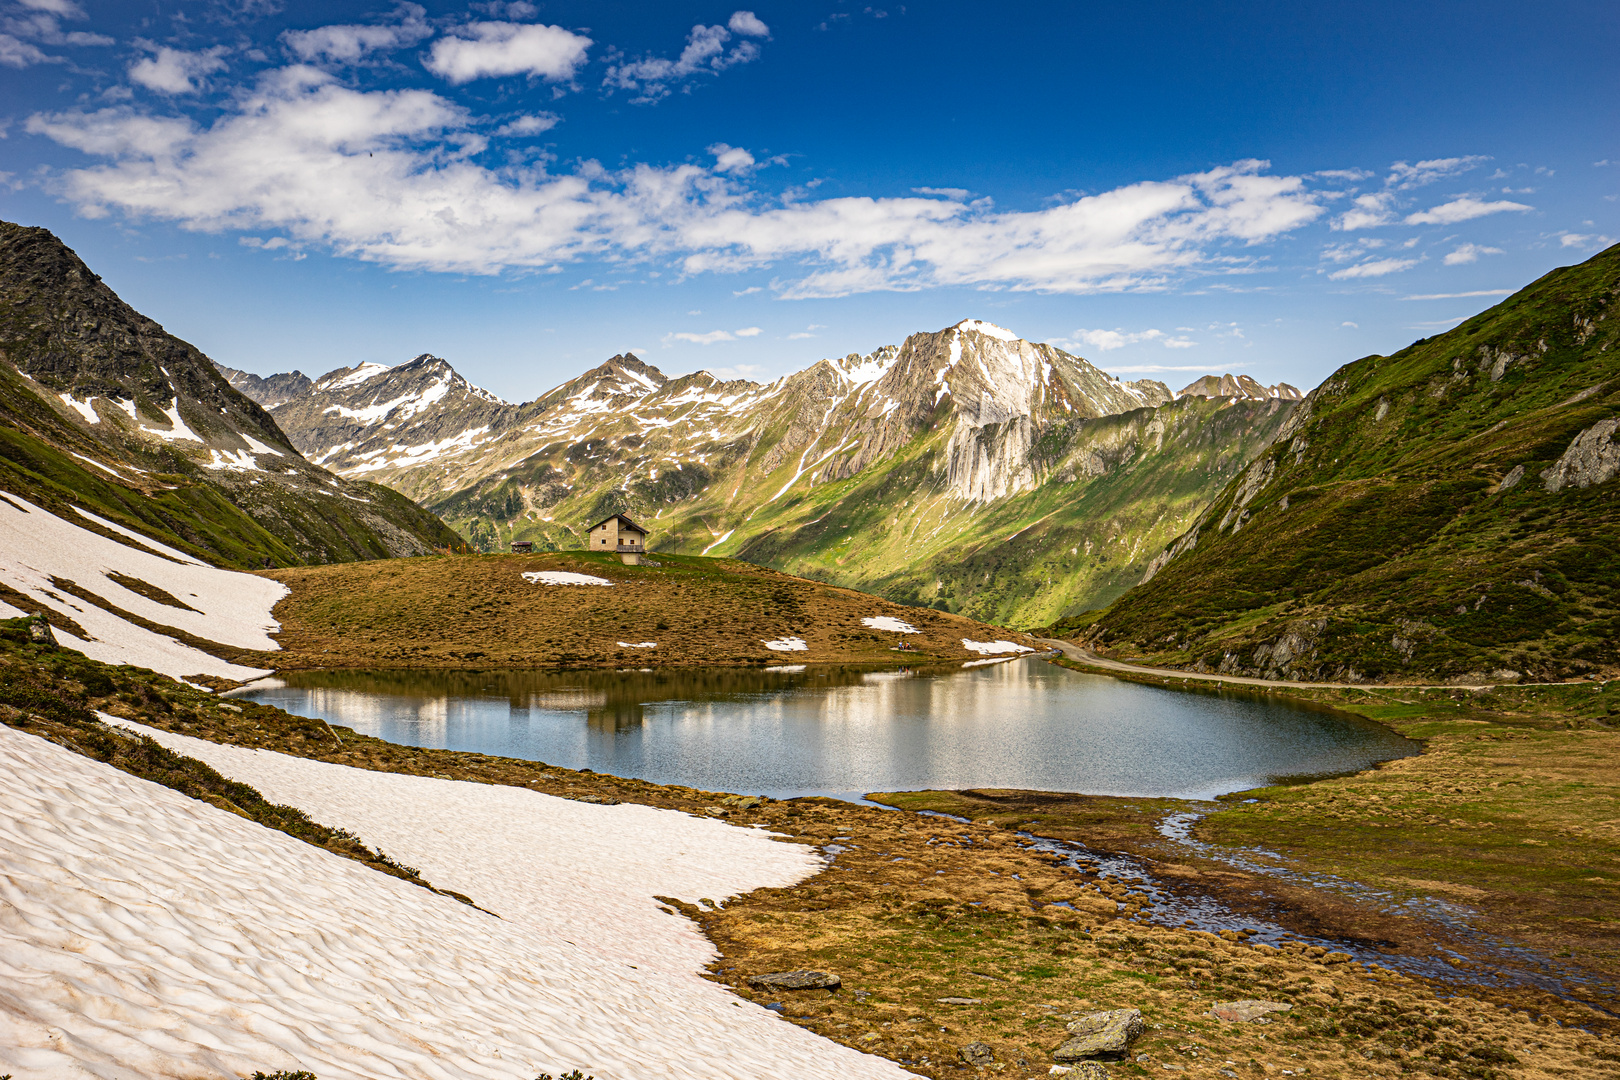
xmin=230 ymin=655 xmax=1415 ymax=802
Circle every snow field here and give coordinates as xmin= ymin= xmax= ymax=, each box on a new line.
xmin=961 ymin=639 xmax=1034 ymax=655
xmin=523 ymin=570 xmax=614 ymax=586
xmin=0 ymin=493 xmax=285 ymax=679
xmin=861 ymin=616 xmax=919 ymax=634
xmin=762 ymin=636 xmax=808 ymax=651
xmin=0 ymin=720 xmax=916 ymax=1080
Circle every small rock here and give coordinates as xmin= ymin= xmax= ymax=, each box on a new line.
xmin=959 ymin=1042 xmax=995 ymax=1066
xmin=764 ymin=1002 xmax=786 ymax=1014
xmin=28 ymin=616 xmax=56 ymax=647
xmin=571 ymin=793 xmax=620 ymax=805
xmin=748 ymin=970 xmax=841 ymax=991
xmin=1207 ymin=999 xmax=1292 ymax=1023
xmin=723 ymin=795 xmax=768 ymax=809
xmin=937 ymin=997 xmax=983 ymax=1005
xmin=1053 ymin=1065 xmax=1105 ymax=1079
xmin=1053 ymin=1008 xmax=1144 ymax=1061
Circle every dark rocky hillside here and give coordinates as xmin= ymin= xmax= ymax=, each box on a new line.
xmin=0 ymin=221 xmax=459 ymax=567
xmin=1084 ymin=243 xmax=1620 ymax=683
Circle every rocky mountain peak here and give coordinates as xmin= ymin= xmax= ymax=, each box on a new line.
xmin=1178 ymin=373 xmax=1303 ymax=401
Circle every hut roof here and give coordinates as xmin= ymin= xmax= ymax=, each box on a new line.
xmin=587 ymin=513 xmax=647 ymax=534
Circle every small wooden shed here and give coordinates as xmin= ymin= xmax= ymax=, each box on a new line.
xmin=510 ymin=540 xmax=534 ymax=553
xmin=587 ymin=514 xmax=648 ymax=563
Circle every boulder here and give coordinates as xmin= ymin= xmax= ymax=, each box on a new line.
xmin=747 ymin=970 xmax=840 ymax=991
xmin=937 ymin=997 xmax=983 ymax=1005
xmin=1207 ymin=999 xmax=1292 ymax=1023
xmin=959 ymin=1042 xmax=995 ymax=1066
xmin=28 ymin=616 xmax=56 ymax=647
xmin=1053 ymin=1008 xmax=1144 ymax=1061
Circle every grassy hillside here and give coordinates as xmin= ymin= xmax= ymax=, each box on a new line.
xmin=1084 ymin=244 xmax=1620 ymax=682
xmin=263 ymin=550 xmax=1039 ymax=670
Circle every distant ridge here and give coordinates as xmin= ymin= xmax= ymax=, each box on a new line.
xmin=1178 ymin=373 xmax=1303 ymax=401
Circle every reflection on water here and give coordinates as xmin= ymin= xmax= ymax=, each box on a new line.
xmin=231 ymin=657 xmax=1416 ymax=800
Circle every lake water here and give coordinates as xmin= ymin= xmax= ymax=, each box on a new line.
xmin=230 ymin=657 xmax=1416 ymax=801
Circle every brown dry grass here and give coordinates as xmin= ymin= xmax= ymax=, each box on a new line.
xmin=258 ymin=551 xmax=1036 ymax=670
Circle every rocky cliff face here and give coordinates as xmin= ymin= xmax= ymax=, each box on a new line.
xmin=1178 ymin=373 xmax=1302 ymax=401
xmin=245 ymin=318 xmax=1285 ymax=622
xmin=1091 ymin=242 xmax=1620 ymax=682
xmin=0 ymin=221 xmax=459 ymax=567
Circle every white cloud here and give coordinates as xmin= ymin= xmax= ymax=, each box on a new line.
xmin=0 ymin=32 xmax=53 ymax=67
xmin=787 ymin=331 xmax=815 ymax=339
xmin=1328 ymin=257 xmax=1419 ymax=279
xmin=1058 ymin=328 xmax=1193 ymax=352
xmin=424 ymin=22 xmax=591 ymax=84
xmin=1341 ymin=321 xmax=1358 ymax=328
xmin=498 ymin=112 xmax=559 ymax=136
xmin=708 ymin=142 xmax=755 ymax=174
xmin=18 ymin=0 xmax=84 ymax=14
xmin=281 ymin=5 xmax=431 ymax=65
xmin=129 ymin=46 xmax=229 ymax=94
xmin=914 ymin=186 xmax=971 ymax=199
xmin=706 ymin=362 xmax=763 ymax=380
xmin=1387 ymin=156 xmax=1488 ymax=190
xmin=1401 ymin=289 xmax=1513 ymax=300
xmin=664 ymin=327 xmax=759 ymax=345
xmin=1561 ymin=233 xmax=1616 ymax=249
xmin=28 ymin=80 xmax=1326 ymax=295
xmin=1443 ymin=243 xmax=1503 ymax=265
xmin=603 ymin=19 xmax=765 ymax=102
xmin=728 ymin=11 xmax=770 ymax=37
xmin=1314 ymin=168 xmax=1374 ymax=182
xmin=1404 ymin=197 xmax=1532 ymax=225
xmin=1334 ymin=192 xmax=1396 ymax=230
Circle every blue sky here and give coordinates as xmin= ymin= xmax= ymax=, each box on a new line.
xmin=2 ymin=0 xmax=1617 ymax=401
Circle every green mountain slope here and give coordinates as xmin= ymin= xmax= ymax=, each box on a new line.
xmin=1086 ymin=244 xmax=1620 ymax=682
xmin=0 ymin=221 xmax=458 ymax=568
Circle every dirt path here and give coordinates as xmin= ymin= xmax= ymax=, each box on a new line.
xmin=1032 ymin=637 xmax=1492 ymax=691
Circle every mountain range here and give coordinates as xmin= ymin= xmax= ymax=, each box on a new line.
xmin=227 ymin=322 xmax=1300 ymax=624
xmin=0 ymin=221 xmax=458 ymax=569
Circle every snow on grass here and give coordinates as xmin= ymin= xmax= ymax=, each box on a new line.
xmin=0 ymin=493 xmax=283 ymax=679
xmin=71 ymin=505 xmax=205 ymax=565
xmin=0 ymin=720 xmax=914 ymax=1080
xmin=523 ymin=570 xmax=614 ymax=586
xmin=318 ymin=361 xmax=393 ymax=390
xmin=702 ymin=528 xmax=735 ymax=554
xmin=242 ymin=433 xmax=283 ymax=456
xmin=763 ymin=636 xmax=808 ymax=652
xmin=961 ymin=639 xmax=1033 ymax=655
xmin=203 ymin=448 xmax=259 ymax=471
xmin=861 ymin=616 xmax=919 ymax=634
xmin=617 ymin=641 xmax=657 ymax=648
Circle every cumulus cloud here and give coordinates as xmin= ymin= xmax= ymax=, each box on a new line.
xmin=728 ymin=11 xmax=770 ymax=36
xmin=130 ymin=45 xmax=230 ymax=94
xmin=1328 ymin=256 xmax=1419 ymax=279
xmin=18 ymin=0 xmax=85 ymax=14
xmin=1561 ymin=232 xmax=1617 ymax=249
xmin=1443 ymin=243 xmax=1503 ymax=265
xmin=1404 ymin=196 xmax=1532 ymax=225
xmin=1334 ymin=192 xmax=1396 ymax=231
xmin=424 ymin=21 xmax=591 ymax=84
xmin=27 ymin=77 xmax=1326 ymax=295
xmin=1 ymin=0 xmax=110 ymax=65
xmin=708 ymin=142 xmax=755 ymax=174
xmin=604 ymin=13 xmax=768 ymax=102
xmin=664 ymin=327 xmax=760 ymax=345
xmin=281 ymin=4 xmax=430 ymax=64
xmin=1401 ymin=290 xmax=1513 ymax=300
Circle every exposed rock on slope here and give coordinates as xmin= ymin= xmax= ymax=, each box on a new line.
xmin=254 ymin=319 xmax=1288 ymax=624
xmin=1089 ymin=243 xmax=1620 ymax=682
xmin=0 ymin=221 xmax=459 ymax=568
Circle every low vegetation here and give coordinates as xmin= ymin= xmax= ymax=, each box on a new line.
xmin=263 ymin=550 xmax=1036 ymax=669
